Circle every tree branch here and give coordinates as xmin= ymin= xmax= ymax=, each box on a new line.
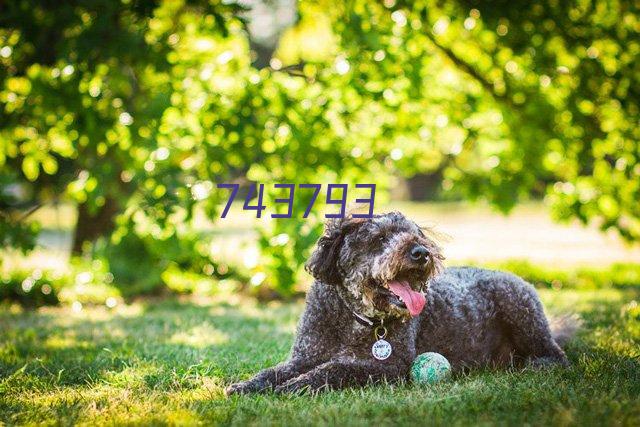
xmin=422 ymin=30 xmax=514 ymax=108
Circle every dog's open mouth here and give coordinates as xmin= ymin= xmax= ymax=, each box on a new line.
xmin=377 ymin=278 xmax=426 ymax=317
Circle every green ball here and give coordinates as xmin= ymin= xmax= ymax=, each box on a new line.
xmin=410 ymin=352 xmax=451 ymax=385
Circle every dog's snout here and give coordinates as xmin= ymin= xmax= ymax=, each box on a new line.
xmin=409 ymin=244 xmax=429 ymax=262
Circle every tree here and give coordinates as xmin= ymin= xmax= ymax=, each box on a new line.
xmin=303 ymin=0 xmax=639 ymax=238
xmin=0 ymin=0 xmax=388 ymax=294
xmin=1 ymin=0 xmax=253 ymax=289
xmin=1 ymin=0 xmax=638 ymax=297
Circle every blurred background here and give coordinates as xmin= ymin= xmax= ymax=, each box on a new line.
xmin=1 ymin=0 xmax=639 ymax=307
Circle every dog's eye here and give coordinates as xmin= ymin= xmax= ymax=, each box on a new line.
xmin=378 ymin=235 xmax=388 ymax=244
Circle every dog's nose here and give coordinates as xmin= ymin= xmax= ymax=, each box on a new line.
xmin=410 ymin=245 xmax=429 ymax=262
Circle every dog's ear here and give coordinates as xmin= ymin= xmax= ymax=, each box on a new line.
xmin=305 ymin=216 xmax=364 ymax=285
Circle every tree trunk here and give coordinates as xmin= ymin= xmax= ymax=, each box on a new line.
xmin=71 ymin=196 xmax=120 ymax=255
xmin=406 ymin=171 xmax=444 ymax=201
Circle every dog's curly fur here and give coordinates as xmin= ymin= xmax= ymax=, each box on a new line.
xmin=226 ymin=212 xmax=570 ymax=395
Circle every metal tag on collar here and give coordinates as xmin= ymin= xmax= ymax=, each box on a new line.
xmin=371 ymin=320 xmax=392 ymax=360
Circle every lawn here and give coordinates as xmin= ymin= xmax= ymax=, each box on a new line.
xmin=1 ymin=287 xmax=639 ymax=426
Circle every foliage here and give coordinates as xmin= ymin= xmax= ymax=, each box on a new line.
xmin=0 ymin=260 xmax=121 ymax=307
xmin=487 ymin=260 xmax=640 ymax=290
xmin=0 ymin=268 xmax=59 ymax=306
xmin=1 ymin=289 xmax=639 ymax=424
xmin=1 ymin=0 xmax=639 ymax=296
xmin=300 ymin=0 xmax=639 ymax=239
xmin=0 ymin=171 xmax=39 ymax=251
xmin=0 ymin=250 xmax=242 ymax=306
xmin=95 ymin=225 xmax=243 ymax=297
xmin=0 ymin=0 xmax=251 ymax=278
xmin=3 ymin=256 xmax=636 ymax=307
xmin=0 ymin=0 xmax=389 ymax=294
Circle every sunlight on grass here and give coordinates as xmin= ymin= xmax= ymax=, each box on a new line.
xmin=169 ymin=325 xmax=229 ymax=347
xmin=43 ymin=335 xmax=88 ymax=350
xmin=1 ymin=288 xmax=639 ymax=425
xmin=103 ymin=364 xmax=161 ymax=389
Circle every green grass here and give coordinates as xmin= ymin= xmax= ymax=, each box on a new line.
xmin=1 ymin=288 xmax=639 ymax=426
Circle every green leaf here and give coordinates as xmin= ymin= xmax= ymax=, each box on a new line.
xmin=21 ymin=156 xmax=39 ymax=181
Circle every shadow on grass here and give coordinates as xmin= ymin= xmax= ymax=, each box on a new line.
xmin=0 ymin=299 xmax=298 ymax=390
xmin=1 ymin=289 xmax=639 ymax=425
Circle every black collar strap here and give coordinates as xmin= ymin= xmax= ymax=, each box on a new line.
xmin=352 ymin=310 xmax=383 ymax=327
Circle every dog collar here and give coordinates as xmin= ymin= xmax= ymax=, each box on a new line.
xmin=351 ymin=310 xmax=383 ymax=327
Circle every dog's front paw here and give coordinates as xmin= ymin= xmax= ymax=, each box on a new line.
xmin=225 ymin=380 xmax=262 ymax=396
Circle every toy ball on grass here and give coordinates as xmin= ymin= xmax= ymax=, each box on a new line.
xmin=410 ymin=352 xmax=451 ymax=385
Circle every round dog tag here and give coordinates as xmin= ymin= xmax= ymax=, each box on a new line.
xmin=372 ymin=339 xmax=392 ymax=360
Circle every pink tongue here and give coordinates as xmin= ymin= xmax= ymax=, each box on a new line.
xmin=388 ymin=281 xmax=426 ymax=317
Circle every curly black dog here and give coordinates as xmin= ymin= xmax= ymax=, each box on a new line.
xmin=226 ymin=212 xmax=571 ymax=394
